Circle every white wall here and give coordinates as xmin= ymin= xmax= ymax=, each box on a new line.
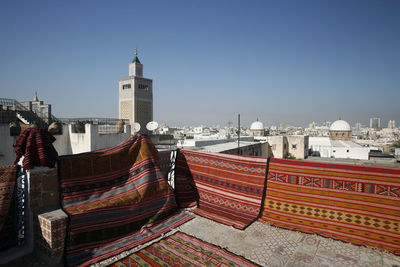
xmin=332 ymin=147 xmax=369 ymax=160
xmin=53 ymin=124 xmax=131 ymax=155
xmin=266 ymin=136 xmax=288 ymax=159
xmin=0 ymin=123 xmax=132 ymax=165
xmin=287 ymin=135 xmax=309 ymax=159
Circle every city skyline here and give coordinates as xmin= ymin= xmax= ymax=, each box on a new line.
xmin=0 ymin=1 xmax=399 ymax=127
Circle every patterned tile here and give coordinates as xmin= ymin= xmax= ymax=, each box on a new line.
xmin=359 ymin=247 xmax=383 ymax=266
xmin=177 ymin=214 xmax=400 ymax=267
xmin=382 ymin=252 xmax=400 ymax=267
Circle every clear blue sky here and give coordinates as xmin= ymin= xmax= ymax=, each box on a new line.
xmin=1 ymin=0 xmax=399 ymax=127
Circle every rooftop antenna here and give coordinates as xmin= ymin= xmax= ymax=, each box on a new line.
xmin=135 ymin=48 xmax=138 ymax=57
xmin=237 ymin=114 xmax=240 ymax=152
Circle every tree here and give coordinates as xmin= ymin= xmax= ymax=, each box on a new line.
xmin=285 ymin=152 xmax=296 ymax=159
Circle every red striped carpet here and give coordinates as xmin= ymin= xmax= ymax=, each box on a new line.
xmin=175 ymin=149 xmax=267 ymax=229
xmin=59 ymin=134 xmax=194 ymax=266
xmin=112 ymin=231 xmax=258 ymax=267
xmin=260 ymin=158 xmax=400 ymax=255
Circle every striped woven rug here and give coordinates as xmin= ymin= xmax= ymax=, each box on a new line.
xmin=112 ymin=231 xmax=258 ymax=267
xmin=59 ymin=134 xmax=194 ymax=266
xmin=175 ymin=149 xmax=267 ymax=230
xmin=261 ymin=158 xmax=400 ymax=255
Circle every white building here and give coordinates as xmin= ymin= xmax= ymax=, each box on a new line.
xmin=309 ymin=119 xmax=370 ymax=160
xmin=370 ymin=117 xmax=381 ymax=129
xmin=119 ymin=49 xmax=153 ymax=130
xmin=388 ymin=120 xmax=396 ymax=129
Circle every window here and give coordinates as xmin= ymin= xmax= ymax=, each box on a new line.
xmin=292 ymin=144 xmax=297 ymax=149
xmin=347 ymin=149 xmax=349 ymax=153
xmin=122 ymin=84 xmax=131 ymax=89
xmin=138 ymin=84 xmax=148 ymax=89
xmin=333 ymin=150 xmax=336 ymax=152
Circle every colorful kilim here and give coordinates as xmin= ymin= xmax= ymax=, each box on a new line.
xmin=13 ymin=128 xmax=58 ymax=170
xmin=112 ymin=231 xmax=258 ymax=267
xmin=58 ymin=134 xmax=194 ymax=266
xmin=175 ymin=149 xmax=267 ymax=229
xmin=0 ymin=165 xmax=17 ymax=233
xmin=261 ymin=158 xmax=400 ymax=255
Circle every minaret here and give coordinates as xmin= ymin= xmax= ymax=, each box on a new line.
xmin=119 ymin=49 xmax=153 ymax=130
xmin=129 ymin=48 xmax=143 ymax=77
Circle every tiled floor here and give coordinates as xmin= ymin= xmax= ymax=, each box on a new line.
xmin=7 ymin=212 xmax=400 ymax=266
xmin=178 ymin=214 xmax=400 ymax=267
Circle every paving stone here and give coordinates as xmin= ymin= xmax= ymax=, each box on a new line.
xmin=178 ymin=214 xmax=400 ymax=267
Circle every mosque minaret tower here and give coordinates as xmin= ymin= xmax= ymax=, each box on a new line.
xmin=119 ymin=49 xmax=153 ymax=129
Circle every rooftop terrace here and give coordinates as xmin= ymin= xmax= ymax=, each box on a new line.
xmin=10 ymin=213 xmax=400 ymax=266
xmin=1 ymin=132 xmax=400 ymax=266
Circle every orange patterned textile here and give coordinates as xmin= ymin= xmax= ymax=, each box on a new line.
xmin=260 ymin=158 xmax=400 ymax=255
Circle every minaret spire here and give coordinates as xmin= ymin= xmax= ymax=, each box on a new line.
xmin=131 ymin=48 xmax=141 ymax=64
xmin=34 ymin=91 xmax=39 ymax=101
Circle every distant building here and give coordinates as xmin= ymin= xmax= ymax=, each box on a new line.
xmin=287 ymin=135 xmax=309 ymax=159
xmin=180 ymin=136 xmax=267 ymax=157
xmin=250 ymin=120 xmax=265 ymax=137
xmin=370 ymin=117 xmax=381 ymax=129
xmin=388 ymin=120 xmax=396 ymax=129
xmin=253 ymin=135 xmax=309 ymax=159
xmin=119 ymin=49 xmax=153 ymax=130
xmin=20 ymin=92 xmax=52 ymax=123
xmin=265 ymin=136 xmax=288 ymax=159
xmin=309 ymin=119 xmax=370 ymax=160
xmin=329 ymin=119 xmax=352 ymax=141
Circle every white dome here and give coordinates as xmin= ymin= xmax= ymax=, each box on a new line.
xmin=250 ymin=121 xmax=264 ymax=130
xmin=330 ymin=120 xmax=351 ymax=131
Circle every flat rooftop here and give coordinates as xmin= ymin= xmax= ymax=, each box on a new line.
xmin=199 ymin=141 xmax=259 ymax=153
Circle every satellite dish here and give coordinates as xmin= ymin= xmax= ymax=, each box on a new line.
xmin=146 ymin=121 xmax=159 ymax=132
xmin=132 ymin=122 xmax=141 ymax=132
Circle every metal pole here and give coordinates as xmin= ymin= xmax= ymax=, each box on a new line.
xmin=238 ymin=114 xmax=240 ymax=152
